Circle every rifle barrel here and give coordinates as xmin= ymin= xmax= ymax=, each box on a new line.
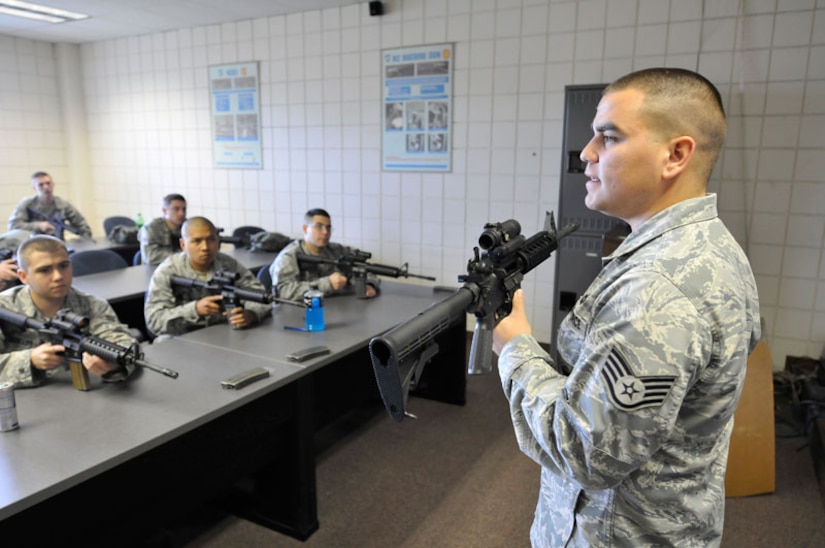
xmin=136 ymin=358 xmax=179 ymax=379
xmin=407 ymin=273 xmax=437 ymax=281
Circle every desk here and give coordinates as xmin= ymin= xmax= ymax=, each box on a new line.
xmin=180 ymin=282 xmax=466 ymax=431
xmin=0 ymin=281 xmax=466 ymax=544
xmin=0 ymin=339 xmax=315 ymax=544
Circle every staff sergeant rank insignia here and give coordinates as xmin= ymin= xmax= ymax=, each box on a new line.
xmin=601 ymin=348 xmax=676 ymax=411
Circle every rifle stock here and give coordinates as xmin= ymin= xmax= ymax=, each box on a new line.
xmin=369 ymin=286 xmax=476 ymax=422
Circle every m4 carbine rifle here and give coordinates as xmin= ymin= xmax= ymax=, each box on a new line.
xmin=26 ymin=206 xmax=95 ymax=242
xmin=171 ymin=269 xmax=285 ymax=312
xmin=368 ymin=211 xmax=578 ymax=421
xmin=296 ymin=248 xmax=436 ymax=298
xmin=0 ymin=306 xmax=179 ymax=390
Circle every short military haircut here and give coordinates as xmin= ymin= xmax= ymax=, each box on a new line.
xmin=31 ymin=171 xmax=50 ymax=180
xmin=182 ymin=216 xmax=217 ymax=238
xmin=305 ymin=208 xmax=331 ymax=223
xmin=604 ymin=67 xmax=727 ymax=182
xmin=163 ymin=193 xmax=186 ymax=206
xmin=17 ymin=235 xmax=67 ymax=271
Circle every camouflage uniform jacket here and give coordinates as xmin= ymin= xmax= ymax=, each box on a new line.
xmin=145 ymin=252 xmax=271 ymax=336
xmin=497 ymin=195 xmax=761 ymax=547
xmin=139 ymin=216 xmax=182 ymax=266
xmin=269 ymin=240 xmax=379 ymax=301
xmin=0 ymin=285 xmax=136 ymax=387
xmin=9 ymin=195 xmax=93 ymax=239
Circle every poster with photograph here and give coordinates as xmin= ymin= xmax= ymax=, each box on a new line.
xmin=209 ymin=62 xmax=262 ymax=169
xmin=382 ymin=43 xmax=453 ymax=172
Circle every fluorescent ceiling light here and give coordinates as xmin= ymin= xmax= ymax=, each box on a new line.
xmin=0 ymin=0 xmax=88 ymax=23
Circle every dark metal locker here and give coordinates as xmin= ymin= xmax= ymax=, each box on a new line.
xmin=551 ymin=84 xmax=629 ymax=357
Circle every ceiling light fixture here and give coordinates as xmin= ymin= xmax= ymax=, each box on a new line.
xmin=0 ymin=0 xmax=88 ymax=23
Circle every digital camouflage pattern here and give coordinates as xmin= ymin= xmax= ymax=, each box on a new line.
xmin=0 ymin=285 xmax=136 ymax=387
xmin=269 ymin=240 xmax=379 ymax=301
xmin=9 ymin=195 xmax=93 ymax=239
xmin=497 ymin=195 xmax=761 ymax=547
xmin=139 ymin=216 xmax=182 ymax=265
xmin=145 ymin=251 xmax=271 ymax=336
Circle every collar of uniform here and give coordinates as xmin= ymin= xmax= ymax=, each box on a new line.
xmin=601 ymin=193 xmax=719 ymax=263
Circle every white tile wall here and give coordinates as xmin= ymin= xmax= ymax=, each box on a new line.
xmin=0 ymin=0 xmax=822 ymax=369
xmin=0 ymin=37 xmax=66 ymax=213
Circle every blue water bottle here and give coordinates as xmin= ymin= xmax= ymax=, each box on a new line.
xmin=303 ymin=286 xmax=325 ymax=332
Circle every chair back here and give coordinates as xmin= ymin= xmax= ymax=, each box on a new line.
xmin=70 ymin=249 xmax=129 ymax=277
xmin=256 ymin=265 xmax=273 ymax=294
xmin=132 ymin=250 xmax=142 ymax=266
xmin=232 ymin=225 xmax=266 ymax=248
xmin=103 ymin=216 xmax=136 ymax=236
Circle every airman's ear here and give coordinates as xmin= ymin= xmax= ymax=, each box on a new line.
xmin=662 ymin=135 xmax=696 ymax=181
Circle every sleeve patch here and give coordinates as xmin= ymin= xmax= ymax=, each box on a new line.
xmin=601 ymin=348 xmax=675 ymax=411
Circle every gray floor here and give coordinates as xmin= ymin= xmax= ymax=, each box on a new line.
xmin=170 ymin=368 xmax=825 ymax=547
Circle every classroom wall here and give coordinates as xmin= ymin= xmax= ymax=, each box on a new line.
xmin=0 ymin=0 xmax=823 ymax=369
xmin=0 ymin=37 xmax=69 ymax=215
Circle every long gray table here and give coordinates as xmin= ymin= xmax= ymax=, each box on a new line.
xmin=181 ymin=282 xmax=454 ymax=372
xmin=0 ymin=337 xmax=314 ymax=543
xmin=0 ymin=281 xmax=466 ymax=544
xmin=180 ymin=282 xmax=467 ymax=432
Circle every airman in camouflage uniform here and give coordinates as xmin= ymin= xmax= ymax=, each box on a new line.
xmin=8 ymin=171 xmax=93 ymax=240
xmin=145 ymin=216 xmax=270 ymax=336
xmin=493 ymin=69 xmax=761 ymax=547
xmin=269 ymin=208 xmax=379 ymax=301
xmin=0 ymin=236 xmax=135 ymax=387
xmin=139 ymin=193 xmax=187 ymax=265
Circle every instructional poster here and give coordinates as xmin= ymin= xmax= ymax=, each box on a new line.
xmin=209 ymin=62 xmax=262 ymax=169
xmin=382 ymin=43 xmax=453 ymax=172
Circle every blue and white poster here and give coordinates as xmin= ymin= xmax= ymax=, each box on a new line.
xmin=209 ymin=62 xmax=262 ymax=169
xmin=382 ymin=43 xmax=453 ymax=172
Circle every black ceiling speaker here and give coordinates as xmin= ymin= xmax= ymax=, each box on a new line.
xmin=369 ymin=1 xmax=383 ymax=16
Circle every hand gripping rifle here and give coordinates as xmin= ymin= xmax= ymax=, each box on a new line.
xmin=296 ymin=248 xmax=436 ymax=298
xmin=0 ymin=306 xmax=179 ymax=390
xmin=26 ymin=207 xmax=95 ymax=242
xmin=369 ymin=211 xmax=578 ymax=421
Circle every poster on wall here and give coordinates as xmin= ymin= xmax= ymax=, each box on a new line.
xmin=381 ymin=43 xmax=453 ymax=172
xmin=209 ymin=61 xmax=262 ymax=169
